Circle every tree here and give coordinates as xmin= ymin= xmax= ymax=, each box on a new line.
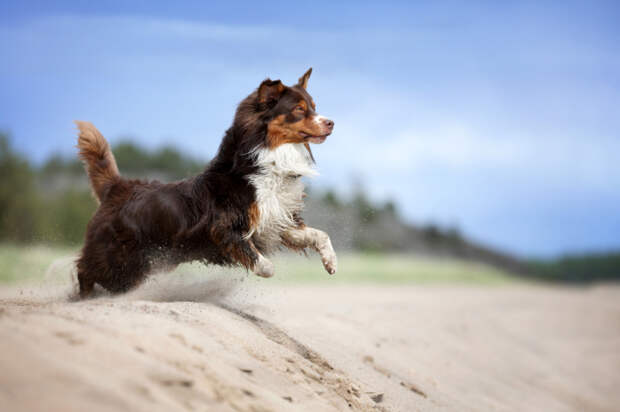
xmin=0 ymin=134 xmax=39 ymax=242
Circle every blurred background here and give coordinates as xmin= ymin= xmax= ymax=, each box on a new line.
xmin=1 ymin=1 xmax=619 ymax=284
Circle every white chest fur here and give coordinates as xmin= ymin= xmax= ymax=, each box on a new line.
xmin=247 ymin=143 xmax=316 ymax=250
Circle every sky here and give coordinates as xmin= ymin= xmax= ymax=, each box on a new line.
xmin=1 ymin=1 xmax=619 ymax=258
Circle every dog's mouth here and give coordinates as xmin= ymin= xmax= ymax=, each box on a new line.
xmin=299 ymin=132 xmax=330 ymax=144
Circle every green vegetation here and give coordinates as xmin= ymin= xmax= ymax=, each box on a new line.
xmin=269 ymin=253 xmax=518 ymax=284
xmin=528 ymin=252 xmax=620 ymax=282
xmin=0 ymin=133 xmax=203 ymax=245
xmin=108 ymin=142 xmax=204 ymax=179
xmin=0 ymin=244 xmax=76 ymax=283
xmin=1 ymin=132 xmax=619 ymax=283
xmin=40 ymin=140 xmax=204 ymax=180
xmin=0 ymin=244 xmax=518 ymax=285
xmin=0 ymin=135 xmax=41 ymax=243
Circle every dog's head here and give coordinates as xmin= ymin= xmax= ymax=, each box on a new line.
xmin=238 ymin=68 xmax=334 ymax=149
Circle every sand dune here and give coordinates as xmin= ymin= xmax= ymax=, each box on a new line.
xmin=0 ymin=276 xmax=619 ymax=411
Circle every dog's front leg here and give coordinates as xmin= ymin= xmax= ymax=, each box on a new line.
xmin=227 ymin=237 xmax=274 ymax=278
xmin=282 ymin=226 xmax=337 ymax=274
xmin=207 ymin=219 xmax=274 ymax=278
xmin=249 ymin=241 xmax=274 ymax=278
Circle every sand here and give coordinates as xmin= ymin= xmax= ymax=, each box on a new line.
xmin=0 ymin=275 xmax=619 ymax=412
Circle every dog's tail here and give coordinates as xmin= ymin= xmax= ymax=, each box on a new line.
xmin=75 ymin=121 xmax=120 ymax=202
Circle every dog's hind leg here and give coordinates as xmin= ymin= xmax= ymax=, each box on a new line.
xmin=96 ymin=251 xmax=151 ymax=294
xmin=282 ymin=226 xmax=337 ymax=274
xmin=76 ymin=251 xmax=99 ymax=299
xmin=77 ymin=270 xmax=95 ymax=299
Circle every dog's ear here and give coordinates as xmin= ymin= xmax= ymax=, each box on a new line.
xmin=257 ymin=79 xmax=285 ymax=108
xmin=297 ymin=68 xmax=312 ymax=89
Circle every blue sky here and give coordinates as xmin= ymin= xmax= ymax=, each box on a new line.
xmin=1 ymin=1 xmax=619 ymax=257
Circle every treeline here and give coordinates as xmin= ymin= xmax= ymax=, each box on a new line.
xmin=41 ymin=141 xmax=204 ymax=179
xmin=1 ymin=132 xmax=619 ymax=282
xmin=0 ymin=133 xmax=203 ymax=244
xmin=0 ymin=132 xmax=476 ymax=253
xmin=528 ymin=253 xmax=620 ymax=282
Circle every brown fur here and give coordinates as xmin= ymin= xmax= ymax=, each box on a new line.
xmin=248 ymin=202 xmax=260 ymax=232
xmin=75 ymin=121 xmax=120 ymax=202
xmin=266 ymin=100 xmax=332 ymax=149
xmin=298 ymin=68 xmax=312 ymax=89
xmin=74 ymin=69 xmax=334 ymax=298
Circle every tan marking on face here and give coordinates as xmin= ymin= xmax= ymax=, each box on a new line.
xmin=266 ymin=101 xmax=330 ymax=149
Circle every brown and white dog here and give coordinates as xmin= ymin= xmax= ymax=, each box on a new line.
xmin=74 ymin=68 xmax=337 ymax=298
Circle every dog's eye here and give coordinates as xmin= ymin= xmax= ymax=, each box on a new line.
xmin=294 ymin=106 xmax=305 ymax=113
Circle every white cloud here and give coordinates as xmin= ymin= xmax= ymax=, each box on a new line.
xmin=326 ymin=112 xmax=620 ymax=192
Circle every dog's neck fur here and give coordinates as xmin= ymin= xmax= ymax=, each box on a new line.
xmin=250 ymin=143 xmax=316 ymax=177
xmin=246 ymin=143 xmax=316 ymax=250
xmin=199 ymin=110 xmax=317 ymax=251
xmin=195 ymin=95 xmax=317 ymax=252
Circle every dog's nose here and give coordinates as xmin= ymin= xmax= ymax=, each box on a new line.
xmin=323 ymin=119 xmax=334 ymax=130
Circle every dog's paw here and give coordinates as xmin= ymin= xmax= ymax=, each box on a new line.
xmin=321 ymin=250 xmax=337 ymax=275
xmin=317 ymin=235 xmax=337 ymax=275
xmin=254 ymin=255 xmax=275 ymax=278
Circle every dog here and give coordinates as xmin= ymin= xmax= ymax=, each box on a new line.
xmin=74 ymin=68 xmax=337 ymax=298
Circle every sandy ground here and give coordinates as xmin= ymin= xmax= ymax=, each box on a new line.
xmin=0 ymin=276 xmax=619 ymax=412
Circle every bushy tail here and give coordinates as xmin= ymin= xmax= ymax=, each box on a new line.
xmin=75 ymin=121 xmax=120 ymax=202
